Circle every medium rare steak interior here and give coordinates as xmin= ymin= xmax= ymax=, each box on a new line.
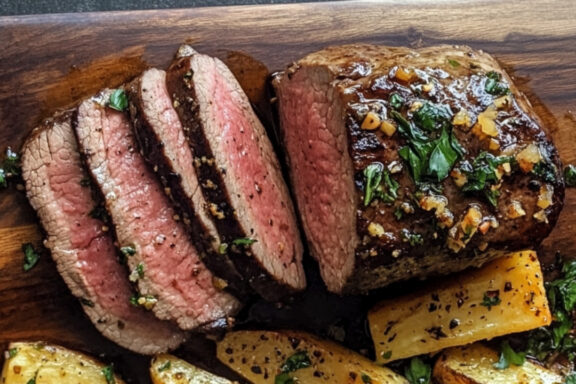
xmin=74 ymin=89 xmax=242 ymax=330
xmin=166 ymin=46 xmax=306 ymax=301
xmin=273 ymin=44 xmax=564 ymax=294
xmin=21 ymin=113 xmax=186 ymax=354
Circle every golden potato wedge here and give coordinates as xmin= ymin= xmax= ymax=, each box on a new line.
xmin=369 ymin=250 xmax=551 ymax=363
xmin=433 ymin=343 xmax=563 ymax=384
xmin=1 ymin=341 xmax=125 ymax=384
xmin=216 ymin=330 xmax=408 ymax=384
xmin=150 ymin=354 xmax=233 ymax=384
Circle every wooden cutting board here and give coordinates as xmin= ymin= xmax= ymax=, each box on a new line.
xmin=1 ymin=0 xmax=575 ymax=381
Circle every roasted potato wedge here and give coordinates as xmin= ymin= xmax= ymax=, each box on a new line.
xmin=1 ymin=341 xmax=125 ymax=384
xmin=150 ymin=354 xmax=234 ymax=384
xmin=216 ymin=330 xmax=408 ymax=384
xmin=369 ymin=250 xmax=551 ymax=363
xmin=433 ymin=343 xmax=563 ymax=384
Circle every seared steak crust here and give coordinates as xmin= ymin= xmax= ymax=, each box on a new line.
xmin=21 ymin=112 xmax=186 ymax=354
xmin=74 ymin=89 xmax=242 ymax=329
xmin=127 ymin=69 xmax=249 ymax=297
xmin=166 ymin=47 xmax=306 ymax=301
xmin=274 ymin=44 xmax=564 ymax=294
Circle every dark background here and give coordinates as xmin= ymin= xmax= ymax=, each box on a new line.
xmin=0 ymin=0 xmax=333 ymax=17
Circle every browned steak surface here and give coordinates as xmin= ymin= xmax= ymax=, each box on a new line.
xmin=166 ymin=46 xmax=306 ymax=301
xmin=21 ymin=112 xmax=187 ymax=354
xmin=127 ymin=68 xmax=249 ymax=296
xmin=74 ymin=89 xmax=242 ymax=329
xmin=274 ymin=44 xmax=564 ymax=294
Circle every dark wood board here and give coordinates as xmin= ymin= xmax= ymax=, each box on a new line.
xmin=1 ymin=0 xmax=575 ymax=382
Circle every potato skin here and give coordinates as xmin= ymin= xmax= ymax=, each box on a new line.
xmin=369 ymin=250 xmax=551 ymax=363
xmin=150 ymin=354 xmax=233 ymax=384
xmin=216 ymin=329 xmax=408 ymax=384
xmin=1 ymin=341 xmax=125 ymax=384
xmin=433 ymin=343 xmax=564 ymax=384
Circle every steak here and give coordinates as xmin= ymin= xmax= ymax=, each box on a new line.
xmin=273 ymin=44 xmax=564 ymax=294
xmin=127 ymin=68 xmax=248 ymax=296
xmin=21 ymin=112 xmax=186 ymax=354
xmin=74 ymin=89 xmax=242 ymax=330
xmin=166 ymin=46 xmax=306 ymax=301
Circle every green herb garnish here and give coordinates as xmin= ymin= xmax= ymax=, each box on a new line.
xmin=218 ymin=243 xmax=228 ymax=254
xmin=361 ymin=372 xmax=373 ymax=383
xmin=460 ymin=152 xmax=513 ymax=207
xmin=120 ymin=246 xmax=136 ymax=257
xmin=0 ymin=147 xmax=21 ymax=188
xmin=102 ymin=364 xmax=116 ymax=384
xmin=389 ymin=93 xmax=404 ymax=109
xmin=381 ymin=350 xmax=393 ymax=359
xmin=565 ymin=164 xmax=576 ymax=187
xmin=493 ymin=340 xmax=526 ymax=369
xmin=481 ymin=290 xmax=501 ymax=309
xmin=108 ymin=89 xmax=128 ymax=112
xmin=533 ymin=160 xmax=557 ymax=183
xmin=8 ymin=347 xmax=18 ymax=358
xmin=394 ymin=206 xmax=404 ymax=221
xmin=413 ymin=102 xmax=452 ymax=132
xmin=484 ymin=71 xmax=509 ymax=96
xmin=158 ymin=360 xmax=171 ymax=372
xmin=404 ymin=357 xmax=431 ymax=384
xmin=401 ymin=229 xmax=423 ymax=247
xmin=274 ymin=351 xmax=311 ymax=384
xmin=22 ymin=243 xmax=40 ymax=272
xmin=448 ymin=59 xmax=461 ymax=68
xmin=232 ymin=237 xmax=257 ymax=246
xmin=565 ymin=373 xmax=576 ymax=384
xmin=362 ymin=163 xmax=399 ymax=206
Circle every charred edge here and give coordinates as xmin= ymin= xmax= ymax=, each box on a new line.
xmin=126 ymin=78 xmax=250 ymax=298
xmin=167 ymin=57 xmax=297 ymax=302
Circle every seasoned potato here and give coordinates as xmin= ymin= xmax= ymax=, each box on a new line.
xmin=1 ymin=341 xmax=125 ymax=384
xmin=217 ymin=330 xmax=408 ymax=384
xmin=433 ymin=343 xmax=563 ymax=384
xmin=369 ymin=250 xmax=551 ymax=363
xmin=150 ymin=354 xmax=233 ymax=384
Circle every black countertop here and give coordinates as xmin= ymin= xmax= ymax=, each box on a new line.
xmin=0 ymin=0 xmax=331 ymax=17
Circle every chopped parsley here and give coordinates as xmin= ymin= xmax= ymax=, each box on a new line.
xmin=564 ymin=164 xmax=576 ymax=187
xmin=218 ymin=243 xmax=228 ymax=254
xmin=404 ymin=357 xmax=431 ymax=384
xmin=108 ymin=89 xmax=128 ymax=112
xmin=532 ymin=160 xmax=557 ymax=183
xmin=274 ymin=350 xmax=311 ymax=384
xmin=401 ymin=229 xmax=423 ymax=247
xmin=232 ymin=237 xmax=257 ymax=246
xmin=8 ymin=347 xmax=18 ymax=359
xmin=481 ymin=290 xmax=501 ymax=309
xmin=394 ymin=108 xmax=464 ymax=183
xmin=484 ymin=71 xmax=509 ymax=96
xmin=361 ymin=372 xmax=373 ymax=383
xmin=362 ymin=163 xmax=399 ymax=206
xmin=565 ymin=373 xmax=576 ymax=384
xmin=526 ymin=257 xmax=576 ymax=361
xmin=459 ymin=152 xmax=513 ymax=207
xmin=158 ymin=360 xmax=171 ymax=372
xmin=22 ymin=243 xmax=40 ymax=272
xmin=0 ymin=147 xmax=21 ymax=188
xmin=102 ymin=364 xmax=116 ymax=384
xmin=136 ymin=263 xmax=144 ymax=278
xmin=120 ymin=246 xmax=136 ymax=257
xmin=389 ymin=93 xmax=404 ymax=109
xmin=493 ymin=340 xmax=526 ymax=369
xmin=448 ymin=59 xmax=461 ymax=68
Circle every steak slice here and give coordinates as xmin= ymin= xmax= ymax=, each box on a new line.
xmin=74 ymin=90 xmax=242 ymax=330
xmin=127 ymin=68 xmax=248 ymax=296
xmin=21 ymin=112 xmax=186 ymax=354
xmin=273 ymin=44 xmax=564 ymax=294
xmin=166 ymin=46 xmax=306 ymax=301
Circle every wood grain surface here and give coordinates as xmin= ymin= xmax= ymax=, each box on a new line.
xmin=0 ymin=0 xmax=575 ymax=382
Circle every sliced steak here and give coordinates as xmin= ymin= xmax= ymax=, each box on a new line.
xmin=74 ymin=90 xmax=242 ymax=329
xmin=21 ymin=112 xmax=186 ymax=354
xmin=127 ymin=68 xmax=248 ymax=296
xmin=273 ymin=44 xmax=564 ymax=294
xmin=166 ymin=46 xmax=306 ymax=301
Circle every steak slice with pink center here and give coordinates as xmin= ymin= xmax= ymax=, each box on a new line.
xmin=74 ymin=90 xmax=242 ymax=330
xmin=127 ymin=68 xmax=248 ymax=296
xmin=166 ymin=46 xmax=306 ymax=301
xmin=21 ymin=112 xmax=186 ymax=354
